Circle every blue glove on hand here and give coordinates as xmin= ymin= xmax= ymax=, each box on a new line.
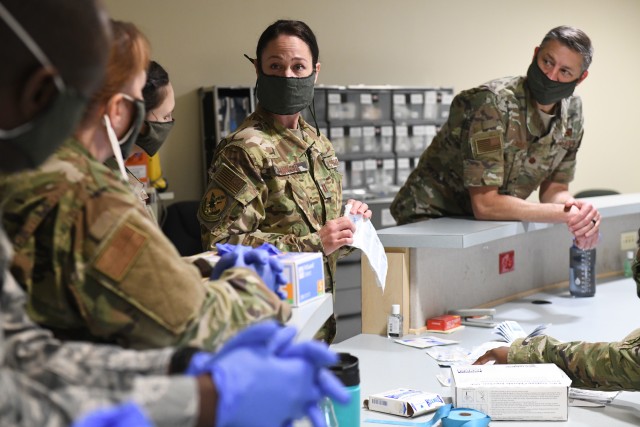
xmin=211 ymin=244 xmax=287 ymax=299
xmin=72 ymin=402 xmax=153 ymax=427
xmin=185 ymin=321 xmax=348 ymax=427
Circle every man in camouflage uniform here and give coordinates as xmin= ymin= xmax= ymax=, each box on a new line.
xmin=391 ymin=26 xmax=600 ymax=249
xmin=198 ymin=105 xmax=353 ymax=342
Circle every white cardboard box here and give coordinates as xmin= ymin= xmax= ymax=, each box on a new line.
xmin=450 ymin=364 xmax=572 ymax=421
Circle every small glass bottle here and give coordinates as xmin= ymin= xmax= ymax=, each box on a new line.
xmin=387 ymin=304 xmax=403 ymax=338
xmin=624 ymin=250 xmax=634 ymax=278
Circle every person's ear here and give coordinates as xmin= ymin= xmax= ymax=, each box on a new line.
xmin=18 ymin=66 xmax=58 ymax=121
xmin=532 ymin=46 xmax=540 ymax=63
xmin=576 ymin=70 xmax=589 ymax=85
xmin=314 ymin=62 xmax=321 ymax=84
xmin=104 ymin=94 xmax=129 ymax=136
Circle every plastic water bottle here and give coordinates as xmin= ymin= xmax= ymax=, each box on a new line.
xmin=329 ymin=353 xmax=360 ymax=427
xmin=624 ymin=250 xmax=634 ymax=278
xmin=569 ymin=241 xmax=596 ymax=297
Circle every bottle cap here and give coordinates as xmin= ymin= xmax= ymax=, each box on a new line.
xmin=329 ymin=353 xmax=360 ymax=387
xmin=628 ymin=250 xmax=635 ymax=259
xmin=391 ymin=304 xmax=400 ymax=315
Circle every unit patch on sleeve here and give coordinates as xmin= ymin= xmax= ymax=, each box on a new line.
xmin=200 ymin=188 xmax=230 ymax=221
xmin=94 ymin=223 xmax=148 ymax=282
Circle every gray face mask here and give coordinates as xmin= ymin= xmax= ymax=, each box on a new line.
xmin=0 ymin=2 xmax=88 ymax=172
xmin=526 ymin=59 xmax=580 ymax=106
xmin=136 ymin=119 xmax=175 ymax=156
xmin=256 ymin=71 xmax=316 ymax=116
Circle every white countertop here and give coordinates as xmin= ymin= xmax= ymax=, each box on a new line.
xmin=333 ymin=277 xmax=640 ymax=426
xmin=377 ymin=193 xmax=640 ymax=249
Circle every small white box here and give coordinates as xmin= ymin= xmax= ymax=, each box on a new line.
xmin=279 ymin=252 xmax=325 ymax=307
xmin=450 ymin=364 xmax=572 ymax=421
xmin=364 ymin=389 xmax=445 ymax=417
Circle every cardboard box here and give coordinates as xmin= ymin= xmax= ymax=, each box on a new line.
xmin=450 ymin=364 xmax=572 ymax=420
xmin=279 ymin=252 xmax=325 ymax=307
xmin=184 ymin=250 xmax=325 ymax=307
xmin=427 ymin=314 xmax=461 ymax=331
xmin=364 ymin=389 xmax=445 ymax=417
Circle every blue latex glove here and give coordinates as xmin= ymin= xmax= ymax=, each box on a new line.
xmin=186 ymin=321 xmax=349 ymax=427
xmin=211 ymin=244 xmax=287 ymax=299
xmin=72 ymin=402 xmax=153 ymax=427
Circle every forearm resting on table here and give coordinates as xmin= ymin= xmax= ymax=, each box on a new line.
xmin=469 ymin=187 xmax=571 ymax=223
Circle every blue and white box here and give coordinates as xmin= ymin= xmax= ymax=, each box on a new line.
xmin=279 ymin=252 xmax=325 ymax=307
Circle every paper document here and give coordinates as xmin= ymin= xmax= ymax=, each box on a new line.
xmin=394 ymin=336 xmax=459 ymax=349
xmin=568 ymin=388 xmax=620 ymax=407
xmin=346 ymin=212 xmax=387 ymax=291
xmin=493 ymin=320 xmax=549 ymax=343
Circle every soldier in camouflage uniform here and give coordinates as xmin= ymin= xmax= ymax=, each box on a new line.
xmin=198 ymin=20 xmax=372 ymax=343
xmin=391 ymin=26 xmax=600 ymax=249
xmin=1 ymin=20 xmax=289 ymax=353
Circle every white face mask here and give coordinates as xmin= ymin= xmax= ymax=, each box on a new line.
xmin=103 ymin=93 xmax=146 ymax=182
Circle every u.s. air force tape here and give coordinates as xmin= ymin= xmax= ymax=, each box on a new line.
xmin=364 ymin=404 xmax=490 ymax=427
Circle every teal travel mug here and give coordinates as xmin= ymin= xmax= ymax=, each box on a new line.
xmin=329 ymin=352 xmax=360 ymax=427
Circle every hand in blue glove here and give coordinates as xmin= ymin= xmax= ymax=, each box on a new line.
xmin=185 ymin=321 xmax=349 ymax=427
xmin=186 ymin=320 xmax=283 ymax=375
xmin=210 ymin=244 xmax=287 ymax=299
xmin=72 ymin=402 xmax=153 ymax=427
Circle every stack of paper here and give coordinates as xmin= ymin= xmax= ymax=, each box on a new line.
xmin=493 ymin=320 xmax=549 ymax=343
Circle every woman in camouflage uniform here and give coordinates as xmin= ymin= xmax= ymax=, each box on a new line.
xmin=198 ymin=20 xmax=372 ymax=343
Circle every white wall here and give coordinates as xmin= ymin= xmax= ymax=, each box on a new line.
xmin=104 ymin=0 xmax=640 ymax=203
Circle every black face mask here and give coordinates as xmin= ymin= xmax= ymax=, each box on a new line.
xmin=136 ymin=119 xmax=175 ymax=156
xmin=256 ymin=71 xmax=316 ymax=115
xmin=0 ymin=2 xmax=88 ymax=172
xmin=526 ymin=59 xmax=580 ymax=106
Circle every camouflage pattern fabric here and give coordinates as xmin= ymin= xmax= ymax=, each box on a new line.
xmin=0 ymin=138 xmax=290 ymax=352
xmin=1 ymin=223 xmax=199 ymax=426
xmin=508 ymin=330 xmax=640 ymax=390
xmin=391 ymin=76 xmax=584 ymax=225
xmin=198 ymin=105 xmax=349 ymax=342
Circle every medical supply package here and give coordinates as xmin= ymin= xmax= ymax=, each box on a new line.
xmin=427 ymin=314 xmax=462 ymax=331
xmin=450 ymin=364 xmax=572 ymax=420
xmin=364 ymin=388 xmax=446 ymax=417
xmin=279 ymin=252 xmax=325 ymax=307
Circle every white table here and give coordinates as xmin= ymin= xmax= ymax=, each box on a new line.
xmin=333 ymin=277 xmax=640 ymax=426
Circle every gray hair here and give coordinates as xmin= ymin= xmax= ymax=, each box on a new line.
xmin=541 ymin=26 xmax=593 ymax=73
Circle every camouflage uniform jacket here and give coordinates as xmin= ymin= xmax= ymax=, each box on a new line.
xmin=1 ymin=222 xmax=199 ymax=426
xmin=391 ymin=76 xmax=583 ymax=225
xmin=0 ymin=138 xmax=289 ymax=352
xmin=198 ymin=105 xmax=348 ymax=293
xmin=509 ymin=329 xmax=640 ymax=390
